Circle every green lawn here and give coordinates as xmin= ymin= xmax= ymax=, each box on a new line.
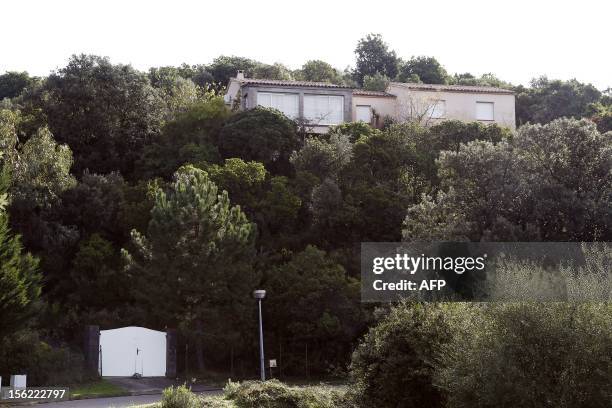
xmin=70 ymin=379 xmax=129 ymax=399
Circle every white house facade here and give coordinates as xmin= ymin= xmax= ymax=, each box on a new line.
xmin=224 ymin=71 xmax=516 ymax=131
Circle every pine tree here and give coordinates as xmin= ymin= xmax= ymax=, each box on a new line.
xmin=0 ymin=164 xmax=41 ymax=339
xmin=124 ymin=165 xmax=257 ymax=371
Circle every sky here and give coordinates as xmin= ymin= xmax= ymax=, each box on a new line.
xmin=2 ymin=0 xmax=610 ymax=90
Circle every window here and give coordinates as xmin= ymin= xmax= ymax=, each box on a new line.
xmin=356 ymin=105 xmax=372 ymax=123
xmin=476 ymin=102 xmax=494 ymax=121
xmin=429 ymin=100 xmax=446 ymax=119
xmin=257 ymin=92 xmax=299 ymax=119
xmin=304 ymin=95 xmax=344 ymax=125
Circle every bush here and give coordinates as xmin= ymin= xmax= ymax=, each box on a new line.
xmin=161 ymin=385 xmax=201 ymax=408
xmin=437 ymin=302 xmax=612 ymax=408
xmin=223 ymin=380 xmax=349 ymax=408
xmin=0 ymin=330 xmax=86 ymax=386
xmin=349 ymin=303 xmax=462 ymax=408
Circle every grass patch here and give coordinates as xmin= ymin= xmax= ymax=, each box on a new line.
xmin=70 ymin=379 xmax=129 ymax=399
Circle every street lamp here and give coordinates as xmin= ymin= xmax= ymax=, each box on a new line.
xmin=253 ymin=289 xmax=266 ymax=381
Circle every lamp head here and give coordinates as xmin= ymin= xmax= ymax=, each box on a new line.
xmin=253 ymin=289 xmax=266 ymax=300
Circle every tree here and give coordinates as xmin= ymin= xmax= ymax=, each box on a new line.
xmin=290 ymin=133 xmax=353 ymax=181
xmin=313 ymin=125 xmax=431 ymax=248
xmin=449 ymin=72 xmax=512 ymax=88
xmin=124 ymin=165 xmax=257 ymax=371
xmin=59 ymin=172 xmax=126 ymax=243
xmin=0 ymin=167 xmax=41 ymax=339
xmin=589 ymin=102 xmax=612 ymax=133
xmin=252 ymin=63 xmax=294 ymax=81
xmin=68 ymin=234 xmax=127 ymax=310
xmin=515 ymin=77 xmax=601 ymax=125
xmin=138 ymin=95 xmax=229 ymax=179
xmin=36 ymin=54 xmax=165 ymax=177
xmin=397 ymin=56 xmax=448 ymax=84
xmin=514 ymin=118 xmax=611 ymax=240
xmin=151 ymin=73 xmax=202 ymax=119
xmin=0 ymin=71 xmax=37 ymax=100
xmin=362 ymin=73 xmax=390 ymax=92
xmin=218 ymin=107 xmax=300 ymax=175
xmin=403 ymin=118 xmax=611 ymax=242
xmin=403 ymin=139 xmax=532 ymax=241
xmin=297 ymin=60 xmax=343 ymax=84
xmin=206 ymin=56 xmax=293 ymax=86
xmin=265 ymin=246 xmax=361 ymax=374
xmin=354 ymin=34 xmax=399 ymax=85
xmin=8 ymin=126 xmax=77 ymax=252
xmin=207 ymin=159 xmax=302 ymax=248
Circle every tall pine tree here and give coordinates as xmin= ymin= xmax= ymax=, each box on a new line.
xmin=0 ymin=163 xmax=41 ymax=339
xmin=124 ymin=165 xmax=258 ymax=371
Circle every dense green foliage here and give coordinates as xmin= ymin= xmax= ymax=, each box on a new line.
xmin=353 ymin=34 xmax=399 ymax=85
xmin=0 ymin=71 xmax=37 ymax=100
xmin=350 ymin=300 xmax=611 ymax=408
xmin=36 ymin=55 xmax=165 ymax=177
xmin=0 ymin=198 xmax=41 ymax=338
xmin=404 ymin=118 xmax=611 ymax=241
xmin=515 ymin=77 xmax=602 ymax=125
xmin=349 ymin=303 xmax=457 ymax=408
xmin=296 ymin=60 xmax=344 ymax=84
xmin=162 ymin=385 xmax=202 ymax=408
xmin=397 ymin=56 xmax=448 ymax=84
xmin=437 ymin=302 xmax=612 ymax=408
xmin=223 ymin=380 xmax=349 ymax=408
xmin=125 ymin=165 xmax=257 ymax=371
xmin=1 ymin=36 xmax=609 ymax=389
xmin=219 ymin=107 xmax=300 ymax=175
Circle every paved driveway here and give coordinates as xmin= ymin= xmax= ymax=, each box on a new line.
xmin=38 ymin=390 xmax=222 ymax=408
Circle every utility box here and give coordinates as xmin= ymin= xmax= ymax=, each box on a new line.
xmin=10 ymin=375 xmax=26 ymax=388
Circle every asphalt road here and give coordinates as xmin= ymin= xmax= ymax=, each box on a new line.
xmin=37 ymin=390 xmax=222 ymax=408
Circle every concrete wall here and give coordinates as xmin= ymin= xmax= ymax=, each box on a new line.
xmin=352 ymin=95 xmax=397 ymax=127
xmin=387 ymin=84 xmax=516 ymax=129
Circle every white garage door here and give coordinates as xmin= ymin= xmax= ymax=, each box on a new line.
xmin=99 ymin=327 xmax=166 ymax=377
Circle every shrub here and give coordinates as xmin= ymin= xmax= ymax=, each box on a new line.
xmin=223 ymin=380 xmax=348 ymax=408
xmin=161 ymin=385 xmax=201 ymax=408
xmin=437 ymin=302 xmax=612 ymax=408
xmin=0 ymin=330 xmax=86 ymax=386
xmin=348 ymin=302 xmax=464 ymax=408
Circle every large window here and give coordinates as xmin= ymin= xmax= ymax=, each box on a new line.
xmin=304 ymin=95 xmax=344 ymax=125
xmin=476 ymin=101 xmax=494 ymax=121
xmin=257 ymin=92 xmax=299 ymax=119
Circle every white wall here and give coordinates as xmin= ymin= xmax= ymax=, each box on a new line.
xmin=387 ymin=84 xmax=516 ymax=129
xmin=100 ymin=327 xmax=166 ymax=377
xmin=352 ymin=95 xmax=397 ymax=126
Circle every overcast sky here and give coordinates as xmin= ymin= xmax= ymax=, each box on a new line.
xmin=3 ymin=0 xmax=610 ymax=89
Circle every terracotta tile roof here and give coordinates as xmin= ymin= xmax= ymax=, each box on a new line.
xmin=390 ymin=82 xmax=514 ymax=94
xmin=352 ymin=89 xmax=396 ymax=97
xmin=236 ymin=78 xmax=351 ymax=89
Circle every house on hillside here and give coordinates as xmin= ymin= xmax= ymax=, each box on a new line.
xmin=224 ymin=71 xmax=516 ymax=131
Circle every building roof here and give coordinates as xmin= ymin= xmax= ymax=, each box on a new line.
xmin=389 ymin=82 xmax=515 ymax=94
xmin=236 ymin=77 xmax=351 ymax=89
xmin=352 ymin=89 xmax=396 ymax=97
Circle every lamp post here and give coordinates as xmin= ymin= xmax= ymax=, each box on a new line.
xmin=253 ymin=289 xmax=266 ymax=381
